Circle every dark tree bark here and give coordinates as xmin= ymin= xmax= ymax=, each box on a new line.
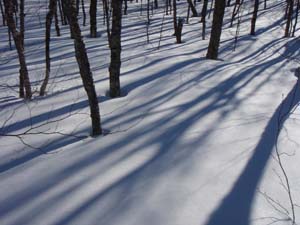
xmin=201 ymin=0 xmax=208 ymax=40
xmin=61 ymin=0 xmax=68 ymax=25
xmin=187 ymin=0 xmax=198 ymax=17
xmin=65 ymin=0 xmax=102 ymax=136
xmin=264 ymin=0 xmax=267 ymax=9
xmin=166 ymin=0 xmax=169 ymax=15
xmin=250 ymin=0 xmax=259 ymax=35
xmin=147 ymin=0 xmax=150 ymax=24
xmin=292 ymin=0 xmax=299 ymax=37
xmin=76 ymin=0 xmax=80 ymax=14
xmin=285 ymin=0 xmax=294 ymax=37
xmin=154 ymin=0 xmax=158 ymax=9
xmin=230 ymin=0 xmax=242 ymax=27
xmin=90 ymin=0 xmax=97 ymax=37
xmin=124 ymin=0 xmax=128 ymax=15
xmin=206 ymin=0 xmax=226 ymax=60
xmin=4 ymin=0 xmax=32 ymax=99
xmin=40 ymin=0 xmax=57 ymax=96
xmin=54 ymin=5 xmax=61 ymax=36
xmin=103 ymin=0 xmax=111 ymax=39
xmin=81 ymin=0 xmax=86 ymax=26
xmin=0 ymin=0 xmax=5 ymax=25
xmin=19 ymin=0 xmax=24 ymax=47
xmin=186 ymin=4 xmax=190 ymax=23
xmin=173 ymin=0 xmax=182 ymax=43
xmin=109 ymin=0 xmax=123 ymax=98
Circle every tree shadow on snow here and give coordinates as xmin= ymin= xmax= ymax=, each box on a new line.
xmin=204 ymin=81 xmax=300 ymax=225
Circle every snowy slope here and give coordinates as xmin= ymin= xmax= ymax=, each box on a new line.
xmin=0 ymin=1 xmax=300 ymax=225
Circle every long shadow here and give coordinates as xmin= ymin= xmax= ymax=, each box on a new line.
xmin=205 ymin=80 xmax=300 ymax=225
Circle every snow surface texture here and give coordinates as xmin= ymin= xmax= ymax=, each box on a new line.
xmin=0 ymin=1 xmax=300 ymax=225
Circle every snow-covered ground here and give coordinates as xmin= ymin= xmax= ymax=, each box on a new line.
xmin=0 ymin=1 xmax=300 ymax=225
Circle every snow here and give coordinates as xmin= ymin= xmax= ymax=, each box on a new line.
xmin=0 ymin=1 xmax=300 ymax=225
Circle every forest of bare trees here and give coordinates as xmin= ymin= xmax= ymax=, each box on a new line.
xmin=1 ymin=0 xmax=299 ymax=136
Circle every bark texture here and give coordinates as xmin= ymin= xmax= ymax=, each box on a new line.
xmin=40 ymin=0 xmax=57 ymax=96
xmin=4 ymin=0 xmax=32 ymax=99
xmin=250 ymin=0 xmax=259 ymax=35
xmin=90 ymin=0 xmax=97 ymax=37
xmin=109 ymin=0 xmax=122 ymax=98
xmin=206 ymin=0 xmax=226 ymax=60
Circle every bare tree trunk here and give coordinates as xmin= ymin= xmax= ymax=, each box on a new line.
xmin=109 ymin=0 xmax=122 ymax=97
xmin=40 ymin=0 xmax=57 ymax=96
xmin=206 ymin=0 xmax=226 ymax=60
xmin=147 ymin=0 xmax=150 ymax=24
xmin=103 ymin=0 xmax=111 ymax=39
xmin=173 ymin=0 xmax=177 ymax=37
xmin=0 ymin=0 xmax=6 ymax=25
xmin=61 ymin=0 xmax=68 ymax=25
xmin=264 ymin=0 xmax=267 ymax=9
xmin=201 ymin=0 xmax=208 ymax=40
xmin=230 ymin=0 xmax=241 ymax=27
xmin=186 ymin=4 xmax=190 ymax=23
xmin=81 ymin=0 xmax=86 ymax=26
xmin=54 ymin=6 xmax=61 ymax=36
xmin=187 ymin=0 xmax=198 ymax=17
xmin=154 ymin=0 xmax=158 ymax=9
xmin=65 ymin=0 xmax=102 ymax=136
xmin=292 ymin=0 xmax=299 ymax=36
xmin=124 ymin=0 xmax=128 ymax=15
xmin=166 ymin=0 xmax=169 ymax=15
xmin=173 ymin=0 xmax=182 ymax=43
xmin=250 ymin=0 xmax=259 ymax=35
xmin=285 ymin=0 xmax=294 ymax=37
xmin=90 ymin=0 xmax=97 ymax=37
xmin=4 ymin=0 xmax=32 ymax=99
xmin=19 ymin=0 xmax=24 ymax=47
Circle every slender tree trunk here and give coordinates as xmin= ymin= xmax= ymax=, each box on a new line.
xmin=285 ymin=0 xmax=294 ymax=37
xmin=201 ymin=0 xmax=208 ymax=40
xmin=82 ymin=0 xmax=86 ymax=26
xmin=173 ymin=0 xmax=177 ymax=37
xmin=206 ymin=0 xmax=226 ymax=59
xmin=166 ymin=0 xmax=169 ymax=15
xmin=103 ymin=0 xmax=111 ymax=39
xmin=173 ymin=0 xmax=182 ymax=43
xmin=124 ymin=0 xmax=128 ymax=15
xmin=292 ymin=0 xmax=299 ymax=37
xmin=8 ymin=27 xmax=13 ymax=50
xmin=109 ymin=0 xmax=122 ymax=98
xmin=90 ymin=0 xmax=97 ymax=37
xmin=264 ymin=0 xmax=267 ymax=9
xmin=0 ymin=0 xmax=6 ymax=25
xmin=187 ymin=0 xmax=198 ymax=17
xmin=147 ymin=0 xmax=150 ymax=24
xmin=54 ymin=6 xmax=61 ymax=36
xmin=230 ymin=0 xmax=241 ymax=27
xmin=61 ymin=0 xmax=68 ymax=25
xmin=186 ymin=4 xmax=190 ymax=23
xmin=40 ymin=0 xmax=57 ymax=96
xmin=154 ymin=0 xmax=158 ymax=9
xmin=65 ymin=0 xmax=102 ymax=136
xmin=19 ymin=0 xmax=24 ymax=47
xmin=4 ymin=0 xmax=32 ymax=99
xmin=250 ymin=0 xmax=259 ymax=35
